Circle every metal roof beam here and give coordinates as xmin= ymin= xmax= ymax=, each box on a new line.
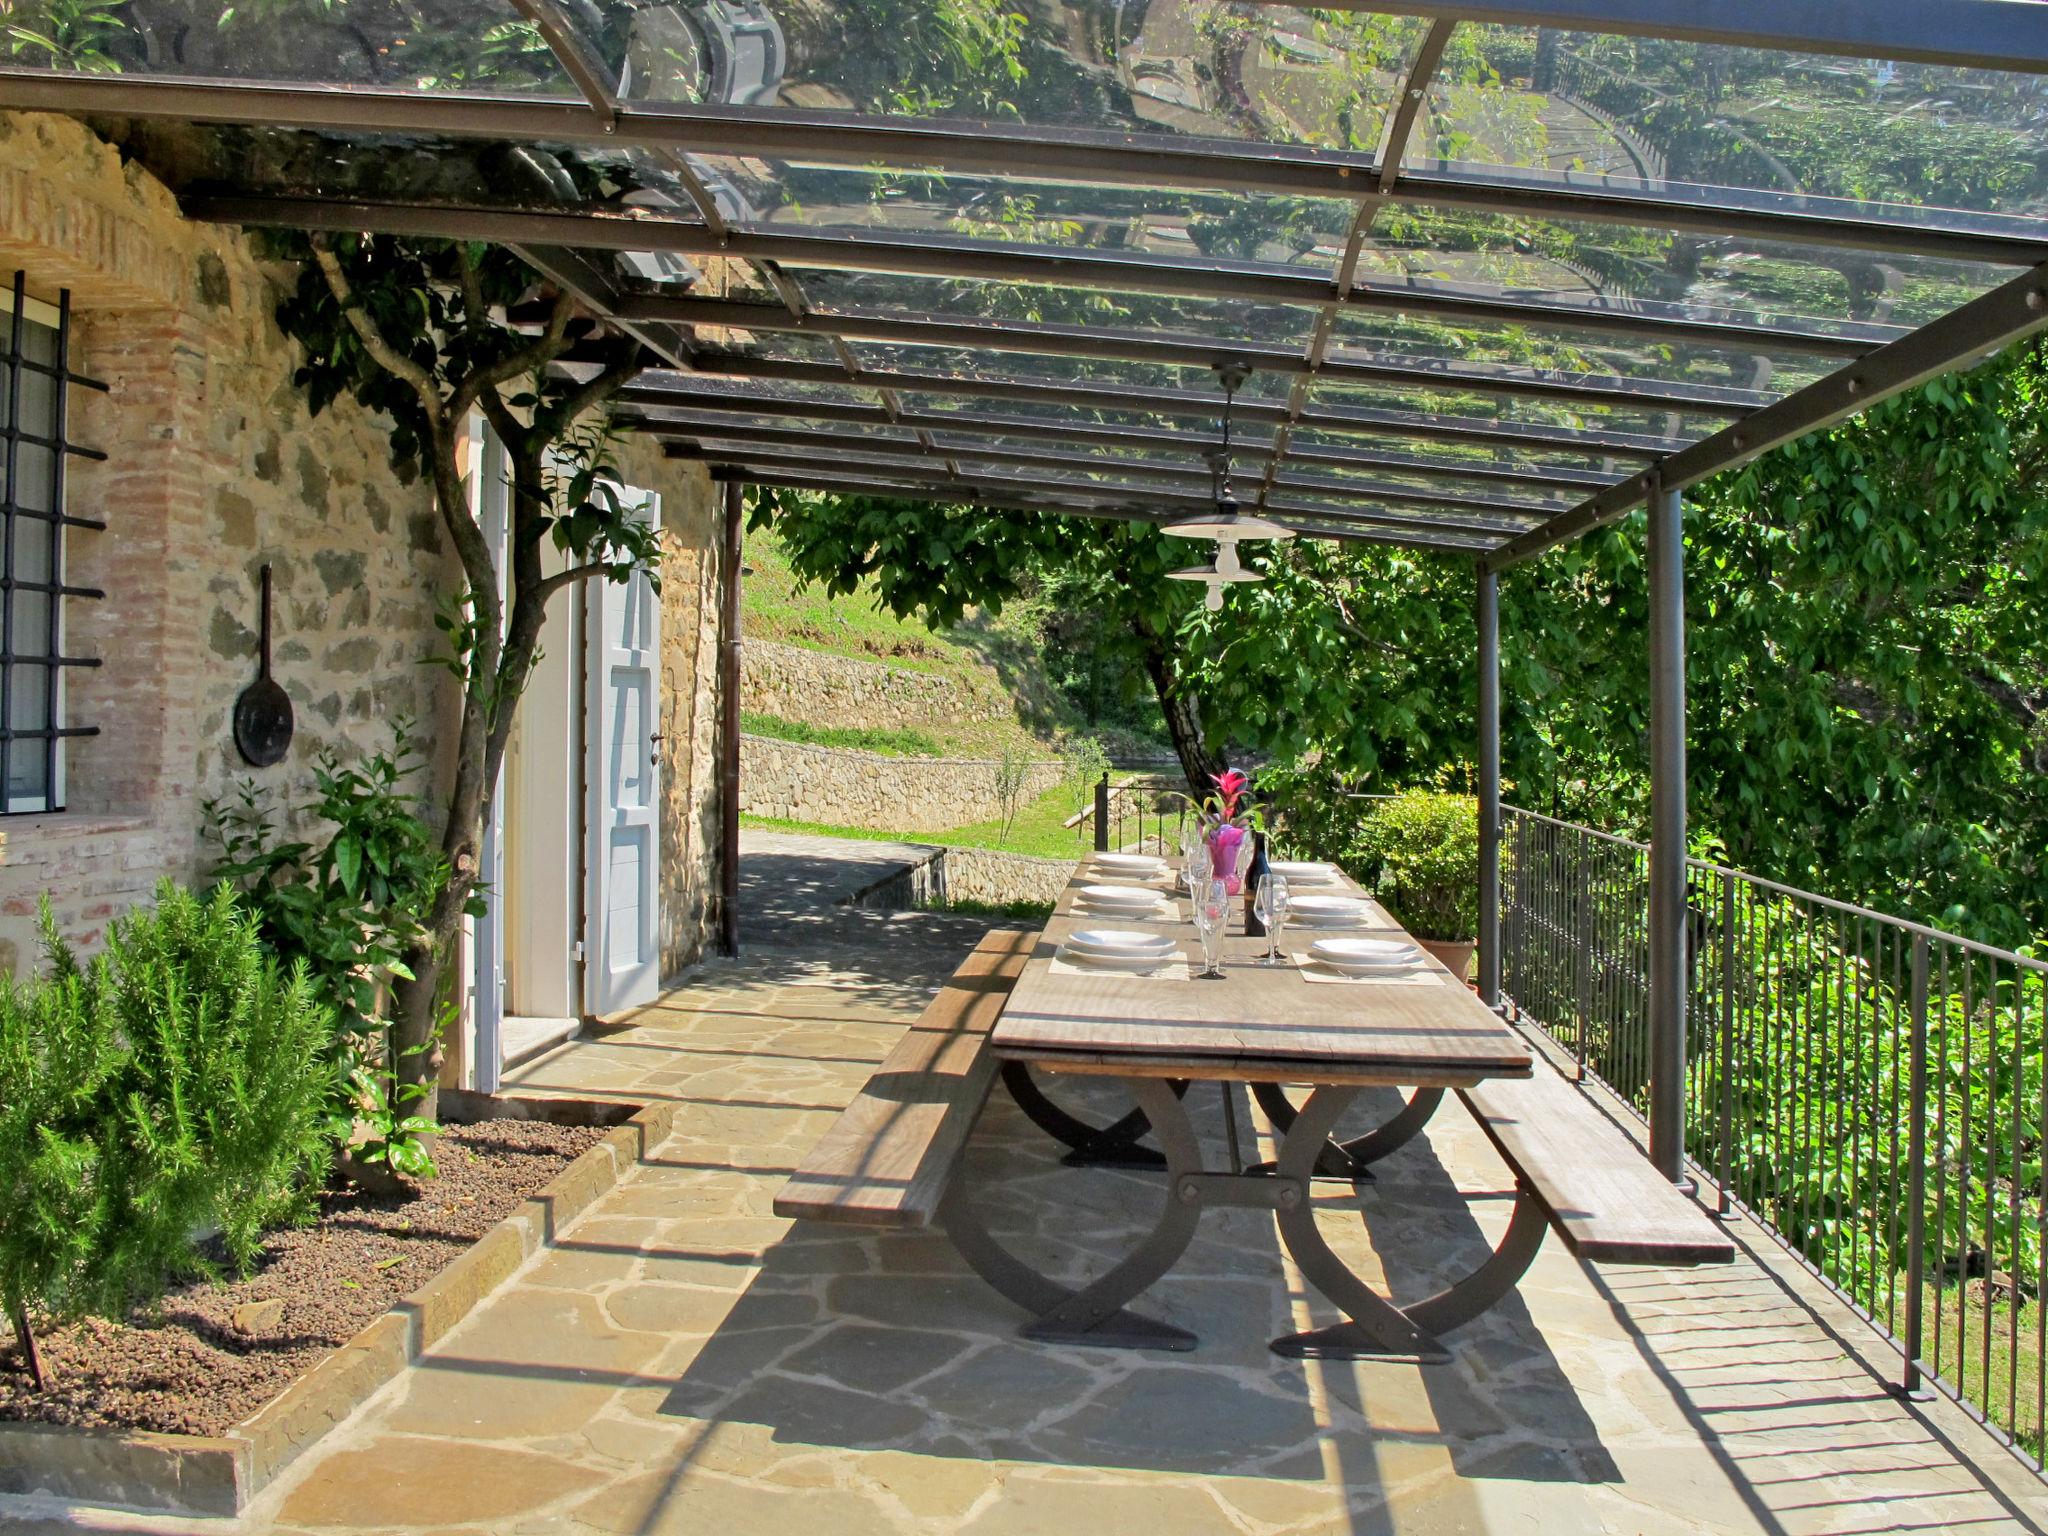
xmin=184 ymin=193 xmax=1887 ymax=362
xmin=709 ymin=467 xmax=1497 ymax=554
xmin=625 ymin=296 xmax=1763 ymax=417
xmin=649 ymin=421 xmax=1557 ymax=527
xmin=509 ymin=244 xmax=696 ymax=371
xmin=613 ymin=393 xmax=1621 ymax=492
xmin=672 ymin=352 xmax=1691 ymax=459
xmin=1492 ymin=262 xmax=2048 ymax=567
xmin=1301 ymin=0 xmax=2048 ymax=74
xmin=7 ymin=72 xmax=2041 ymax=266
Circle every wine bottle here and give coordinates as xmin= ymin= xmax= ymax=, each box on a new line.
xmin=1243 ymin=829 xmax=1272 ymax=937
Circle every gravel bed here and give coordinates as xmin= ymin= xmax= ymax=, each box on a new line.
xmin=0 ymin=1118 xmax=608 ymax=1437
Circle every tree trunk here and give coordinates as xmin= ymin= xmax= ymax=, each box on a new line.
xmin=10 ymin=1304 xmax=47 ymax=1391
xmin=1134 ymin=614 xmax=1226 ymax=798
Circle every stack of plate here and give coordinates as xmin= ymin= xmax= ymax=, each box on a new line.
xmin=1308 ymin=937 xmax=1420 ymax=976
xmin=1288 ymin=894 xmax=1369 ymax=928
xmin=1270 ymin=860 xmax=1338 ymax=886
xmin=1076 ymin=883 xmax=1169 ymax=919
xmin=1094 ymin=852 xmax=1167 ymax=880
xmin=1062 ymin=929 xmax=1180 ymax=972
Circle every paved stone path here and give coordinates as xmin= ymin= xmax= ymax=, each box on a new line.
xmin=10 ymin=833 xmax=2048 ymax=1533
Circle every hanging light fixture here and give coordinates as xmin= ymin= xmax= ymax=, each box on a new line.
xmin=1166 ymin=360 xmax=1289 ymax=608
xmin=1161 ymin=360 xmax=1296 ymax=545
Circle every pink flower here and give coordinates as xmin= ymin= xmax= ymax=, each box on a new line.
xmin=1211 ymin=768 xmax=1249 ymax=819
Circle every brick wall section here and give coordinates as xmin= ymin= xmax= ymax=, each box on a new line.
xmin=0 ymin=111 xmax=726 ymax=1005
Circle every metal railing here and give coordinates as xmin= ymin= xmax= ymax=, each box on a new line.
xmin=1500 ymin=805 xmax=2048 ymax=1465
xmin=1074 ymin=773 xmax=1198 ymax=856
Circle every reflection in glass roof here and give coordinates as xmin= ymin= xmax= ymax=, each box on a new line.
xmin=2 ymin=0 xmax=576 ymax=93
xmin=1420 ymin=28 xmax=2048 ymax=222
xmin=7 ymin=1 xmax=2047 ymax=554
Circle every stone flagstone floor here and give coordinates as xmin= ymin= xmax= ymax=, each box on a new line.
xmin=8 ymin=832 xmax=2048 ymax=1535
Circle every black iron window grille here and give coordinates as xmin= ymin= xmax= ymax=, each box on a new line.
xmin=0 ymin=272 xmax=107 ymax=815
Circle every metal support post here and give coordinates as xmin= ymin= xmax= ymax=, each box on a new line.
xmin=1646 ymin=479 xmax=1689 ymax=1181
xmin=1094 ymin=773 xmax=1111 ymax=853
xmin=1901 ymin=934 xmax=1932 ymax=1398
xmin=718 ymin=482 xmax=743 ymax=957
xmin=1476 ymin=564 xmax=1502 ymax=1010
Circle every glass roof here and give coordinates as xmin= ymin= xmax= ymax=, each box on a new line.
xmin=5 ymin=1 xmax=2047 ymax=556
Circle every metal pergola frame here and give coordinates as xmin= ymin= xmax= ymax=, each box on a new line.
xmin=8 ymin=0 xmax=2047 ymax=1174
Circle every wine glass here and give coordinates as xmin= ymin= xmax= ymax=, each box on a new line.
xmin=1257 ymin=874 xmax=1290 ymax=964
xmin=1185 ymin=837 xmax=1213 ymax=897
xmin=1193 ymin=877 xmax=1229 ymax=978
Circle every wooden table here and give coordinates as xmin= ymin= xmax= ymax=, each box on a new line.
xmin=957 ymin=853 xmax=1535 ymax=1359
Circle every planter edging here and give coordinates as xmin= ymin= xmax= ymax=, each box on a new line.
xmin=0 ymin=1095 xmax=677 ymax=1518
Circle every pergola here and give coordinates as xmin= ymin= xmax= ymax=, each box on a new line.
xmin=7 ymin=0 xmax=2048 ymax=1179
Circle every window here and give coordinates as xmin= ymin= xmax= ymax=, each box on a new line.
xmin=0 ymin=273 xmax=103 ymax=814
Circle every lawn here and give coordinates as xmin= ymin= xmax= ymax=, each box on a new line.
xmin=741 ymin=782 xmax=1098 ymax=861
xmin=740 ymin=710 xmax=946 ymax=758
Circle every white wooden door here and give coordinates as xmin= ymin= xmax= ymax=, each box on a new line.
xmin=583 ymin=490 xmax=663 ymax=1016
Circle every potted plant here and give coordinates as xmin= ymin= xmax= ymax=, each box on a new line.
xmin=1355 ymin=792 xmax=1481 ymax=981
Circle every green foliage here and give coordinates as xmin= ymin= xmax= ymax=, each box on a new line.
xmin=205 ymin=727 xmax=456 ymax=1180
xmin=1347 ymin=793 xmax=1482 ymax=942
xmin=739 ymin=711 xmax=944 ymax=759
xmin=993 ymin=745 xmax=1033 ymax=845
xmin=1062 ymin=736 xmax=1111 ymax=806
xmin=0 ymin=885 xmax=339 ymax=1375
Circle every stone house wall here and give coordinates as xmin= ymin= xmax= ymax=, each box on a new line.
xmin=740 ymin=734 xmax=1069 ymax=833
xmin=0 ymin=111 xmax=726 ymax=1000
xmin=741 ymin=638 xmax=1011 ymax=730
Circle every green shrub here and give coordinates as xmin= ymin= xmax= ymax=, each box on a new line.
xmin=0 ymin=884 xmax=340 ymax=1388
xmin=1355 ymin=792 xmax=1481 ymax=942
xmin=739 ymin=711 xmax=945 ymax=757
xmin=205 ymin=726 xmax=452 ymax=1179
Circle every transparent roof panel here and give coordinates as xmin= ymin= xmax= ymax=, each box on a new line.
xmin=1422 ymin=28 xmax=2048 ymax=222
xmin=676 ymin=156 xmax=1359 ymax=268
xmin=1283 ymin=428 xmax=1632 ymax=482
xmin=612 ymin=3 xmax=1431 ymax=153
xmin=1307 ymin=378 xmax=1728 ymax=445
xmin=0 ymin=0 xmax=577 ymax=93
xmin=775 ymin=269 xmax=1323 ymax=349
xmin=846 ymin=343 xmax=1296 ymax=401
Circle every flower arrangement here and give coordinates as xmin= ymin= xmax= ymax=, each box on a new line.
xmin=1200 ymin=768 xmax=1259 ymax=894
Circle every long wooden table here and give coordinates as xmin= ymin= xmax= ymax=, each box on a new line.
xmin=954 ymin=852 xmax=1536 ymax=1359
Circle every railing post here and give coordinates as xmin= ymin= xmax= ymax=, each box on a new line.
xmin=1476 ymin=563 xmax=1503 ymax=1011
xmin=1094 ymin=772 xmax=1110 ymax=853
xmin=1902 ymin=933 xmax=1932 ymax=1399
xmin=1647 ymin=477 xmax=1689 ymax=1182
xmin=1572 ymin=843 xmax=1592 ymax=1083
xmin=1716 ymin=876 xmax=1737 ymax=1217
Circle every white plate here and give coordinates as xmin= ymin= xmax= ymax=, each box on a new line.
xmin=1058 ymin=944 xmax=1179 ymax=973
xmin=1310 ymin=937 xmax=1418 ymax=966
xmin=1289 ymin=894 xmax=1367 ymax=922
xmin=1270 ymin=860 xmax=1337 ymax=883
xmin=1095 ymin=853 xmax=1167 ymax=875
xmin=1078 ymin=884 xmax=1165 ymax=907
xmin=1069 ymin=928 xmax=1177 ymax=958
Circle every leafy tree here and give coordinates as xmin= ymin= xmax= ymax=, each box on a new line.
xmin=271 ymin=232 xmax=655 ymax=1118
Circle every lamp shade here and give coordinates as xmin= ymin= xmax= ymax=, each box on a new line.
xmin=1161 ymin=509 xmax=1296 ymax=542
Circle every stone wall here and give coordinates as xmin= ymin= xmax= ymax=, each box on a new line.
xmin=0 ymin=111 xmax=726 ymax=1002
xmin=740 ymin=735 xmax=1069 ymax=833
xmin=854 ymin=846 xmax=1077 ymax=912
xmin=741 ymin=638 xmax=1010 ymax=730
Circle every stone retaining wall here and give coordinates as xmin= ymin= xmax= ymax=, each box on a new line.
xmin=854 ymin=845 xmax=1077 ymax=912
xmin=741 ymin=638 xmax=1011 ymax=730
xmin=741 ymin=735 xmax=1069 ymax=833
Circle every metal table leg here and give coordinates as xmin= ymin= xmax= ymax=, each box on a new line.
xmin=941 ymin=1075 xmax=1206 ymax=1351
xmin=1249 ymin=1081 xmax=1445 ymax=1179
xmin=1268 ymin=1085 xmax=1550 ymax=1362
xmin=1000 ymin=1060 xmax=1188 ymax=1168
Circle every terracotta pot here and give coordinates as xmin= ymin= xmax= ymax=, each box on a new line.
xmin=1417 ymin=938 xmax=1476 ymax=983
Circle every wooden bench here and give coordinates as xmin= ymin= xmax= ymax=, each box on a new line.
xmin=774 ymin=927 xmax=1034 ymax=1228
xmin=1457 ymin=1057 xmax=1736 ymax=1269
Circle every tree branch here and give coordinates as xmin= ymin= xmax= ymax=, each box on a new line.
xmin=449 ymin=288 xmax=578 ymax=423
xmin=309 ymin=235 xmax=442 ymax=428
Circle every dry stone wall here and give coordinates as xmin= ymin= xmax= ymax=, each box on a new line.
xmin=740 ymin=735 xmax=1068 ymax=833
xmin=741 ymin=638 xmax=1010 ymax=730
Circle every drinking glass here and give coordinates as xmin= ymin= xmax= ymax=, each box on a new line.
xmin=1266 ymin=874 xmax=1291 ymax=963
xmin=1193 ymin=877 xmax=1229 ymax=977
xmin=1254 ymin=873 xmax=1290 ymax=964
xmin=1185 ymin=839 xmax=1213 ymax=896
